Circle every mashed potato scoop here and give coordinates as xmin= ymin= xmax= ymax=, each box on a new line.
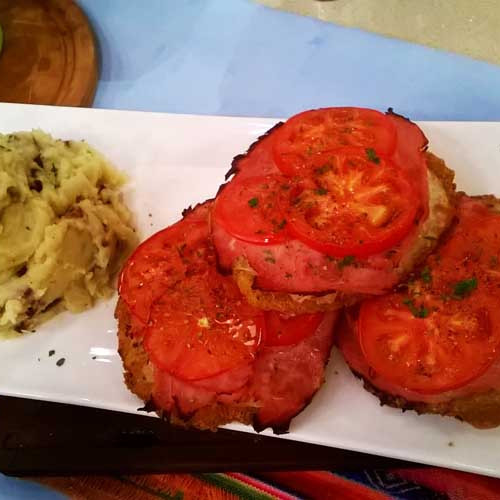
xmin=0 ymin=130 xmax=138 ymax=337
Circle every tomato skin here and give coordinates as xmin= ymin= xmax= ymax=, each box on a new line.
xmin=285 ymin=148 xmax=418 ymax=258
xmin=273 ymin=107 xmax=397 ymax=177
xmin=263 ymin=311 xmax=324 ymax=347
xmin=213 ymin=174 xmax=289 ymax=245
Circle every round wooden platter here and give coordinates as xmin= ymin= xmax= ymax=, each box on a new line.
xmin=0 ymin=0 xmax=98 ymax=107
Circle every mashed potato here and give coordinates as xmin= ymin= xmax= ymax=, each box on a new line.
xmin=0 ymin=130 xmax=138 ymax=336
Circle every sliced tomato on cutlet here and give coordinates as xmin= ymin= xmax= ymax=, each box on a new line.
xmin=144 ymin=268 xmax=264 ymax=381
xmin=118 ymin=203 xmax=211 ymax=324
xmin=271 ymin=107 xmax=397 ymax=177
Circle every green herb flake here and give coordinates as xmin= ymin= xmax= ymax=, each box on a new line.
xmin=315 ymin=187 xmax=328 ymax=196
xmin=420 ymin=266 xmax=432 ymax=284
xmin=365 ymin=148 xmax=380 ymax=164
xmin=452 ymin=277 xmax=478 ymax=299
xmin=277 ymin=219 xmax=287 ymax=230
xmin=264 ymin=250 xmax=276 ymax=264
xmin=338 ymin=255 xmax=355 ymax=269
xmin=402 ymin=298 xmax=429 ymax=318
xmin=314 ymin=164 xmax=331 ymax=175
xmin=248 ymin=197 xmax=258 ymax=208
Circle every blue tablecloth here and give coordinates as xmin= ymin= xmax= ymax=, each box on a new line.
xmin=81 ymin=0 xmax=500 ymax=121
xmin=3 ymin=1 xmax=500 ymax=498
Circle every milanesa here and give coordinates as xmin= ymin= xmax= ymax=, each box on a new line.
xmin=338 ymin=194 xmax=500 ymax=429
xmin=213 ymin=109 xmax=456 ymax=314
xmin=116 ymin=203 xmax=338 ymax=432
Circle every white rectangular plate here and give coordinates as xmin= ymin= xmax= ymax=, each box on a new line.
xmin=1 ymin=103 xmax=500 ymax=477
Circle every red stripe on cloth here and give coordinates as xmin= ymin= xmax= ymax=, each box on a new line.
xmin=259 ymin=471 xmax=393 ymax=500
xmin=394 ymin=468 xmax=500 ymax=500
xmin=227 ymin=473 xmax=299 ymax=499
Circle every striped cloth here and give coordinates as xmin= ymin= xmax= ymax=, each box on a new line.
xmin=34 ymin=467 xmax=500 ymax=499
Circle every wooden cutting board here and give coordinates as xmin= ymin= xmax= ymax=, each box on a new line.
xmin=0 ymin=0 xmax=98 ymax=107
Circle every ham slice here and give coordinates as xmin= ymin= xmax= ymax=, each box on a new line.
xmin=213 ymin=110 xmax=430 ymax=295
xmin=150 ymin=311 xmax=339 ymax=431
xmin=251 ymin=311 xmax=339 ymax=431
xmin=152 ymin=363 xmax=252 ymax=417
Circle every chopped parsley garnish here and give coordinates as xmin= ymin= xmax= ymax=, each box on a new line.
xmin=264 ymin=250 xmax=276 ymax=264
xmin=315 ymin=187 xmax=328 ymax=196
xmin=402 ymin=298 xmax=429 ymax=318
xmin=248 ymin=197 xmax=258 ymax=208
xmin=365 ymin=148 xmax=380 ymax=164
xmin=452 ymin=277 xmax=477 ymax=299
xmin=314 ymin=164 xmax=331 ymax=175
xmin=420 ymin=266 xmax=432 ymax=283
xmin=338 ymin=255 xmax=355 ymax=269
xmin=271 ymin=218 xmax=287 ymax=232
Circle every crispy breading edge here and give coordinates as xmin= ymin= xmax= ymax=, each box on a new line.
xmin=357 ymin=372 xmax=500 ymax=429
xmin=232 ymin=256 xmax=364 ymax=314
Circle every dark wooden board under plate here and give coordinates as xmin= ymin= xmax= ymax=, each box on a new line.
xmin=0 ymin=396 xmax=418 ymax=476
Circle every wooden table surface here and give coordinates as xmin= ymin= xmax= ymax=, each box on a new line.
xmin=0 ymin=396 xmax=416 ymax=475
xmin=0 ymin=0 xmax=98 ymax=107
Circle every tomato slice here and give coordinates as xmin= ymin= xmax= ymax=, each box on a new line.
xmin=213 ymin=174 xmax=289 ymax=245
xmin=273 ymin=107 xmax=397 ymax=176
xmin=263 ymin=311 xmax=324 ymax=347
xmin=358 ymin=293 xmax=500 ymax=394
xmin=144 ymin=269 xmax=264 ymax=381
xmin=119 ymin=209 xmax=211 ymax=323
xmin=286 ymin=148 xmax=418 ymax=258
